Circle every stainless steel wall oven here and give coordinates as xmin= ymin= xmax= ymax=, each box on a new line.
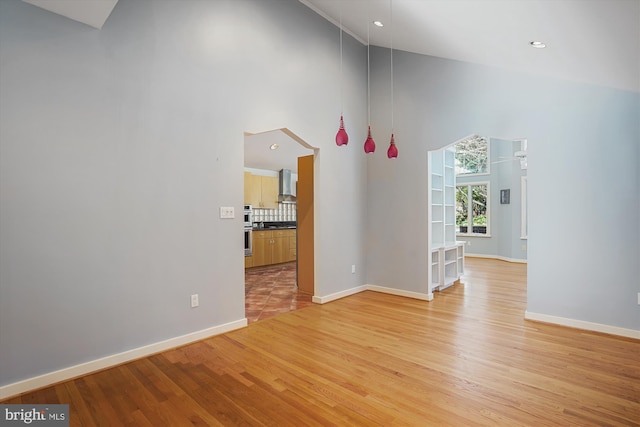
xmin=243 ymin=205 xmax=253 ymax=228
xmin=244 ymin=205 xmax=253 ymax=256
xmin=244 ymin=227 xmax=252 ymax=256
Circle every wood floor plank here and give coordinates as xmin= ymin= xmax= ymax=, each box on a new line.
xmin=2 ymin=258 xmax=638 ymax=426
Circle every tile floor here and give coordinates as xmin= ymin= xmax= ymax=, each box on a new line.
xmin=244 ymin=261 xmax=314 ymax=323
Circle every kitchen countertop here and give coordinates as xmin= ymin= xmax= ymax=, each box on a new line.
xmin=260 ymin=226 xmax=297 ymax=230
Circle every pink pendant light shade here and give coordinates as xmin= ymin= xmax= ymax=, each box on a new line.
xmin=336 ymin=115 xmax=349 ymax=146
xmin=364 ymin=126 xmax=376 ymax=153
xmin=387 ymin=133 xmax=398 ymax=158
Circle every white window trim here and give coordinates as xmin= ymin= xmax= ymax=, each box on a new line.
xmin=521 ymin=176 xmax=528 ymax=239
xmin=456 ymin=181 xmax=491 ymax=237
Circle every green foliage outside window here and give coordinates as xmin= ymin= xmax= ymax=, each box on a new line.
xmin=454 ymin=135 xmax=488 ymax=175
xmin=456 ymin=184 xmax=488 ymax=234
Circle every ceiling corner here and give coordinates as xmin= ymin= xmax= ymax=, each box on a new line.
xmin=21 ymin=0 xmax=119 ymax=29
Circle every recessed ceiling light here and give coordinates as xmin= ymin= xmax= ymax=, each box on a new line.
xmin=270 ymin=143 xmax=279 ymax=150
xmin=373 ymin=20 xmax=384 ymax=27
xmin=530 ymin=41 xmax=546 ymax=49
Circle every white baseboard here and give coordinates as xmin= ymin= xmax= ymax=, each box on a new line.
xmin=465 ymin=253 xmax=527 ymax=264
xmin=525 ymin=311 xmax=640 ymax=340
xmin=366 ymin=285 xmax=433 ymax=301
xmin=313 ymin=285 xmax=432 ymax=304
xmin=312 ymin=286 xmax=367 ymax=304
xmin=0 ymin=318 xmax=248 ymax=400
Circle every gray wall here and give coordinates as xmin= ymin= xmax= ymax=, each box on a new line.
xmin=0 ymin=0 xmax=368 ymax=386
xmin=366 ymin=47 xmax=639 ymax=331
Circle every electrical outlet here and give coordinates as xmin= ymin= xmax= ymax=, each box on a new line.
xmin=191 ymin=294 xmax=199 ymax=308
xmin=219 ymin=207 xmax=234 ymax=219
xmin=521 ymin=245 xmax=527 ymax=251
xmin=637 ymin=292 xmax=640 ymax=305
xmin=351 ymin=264 xmax=356 ymax=274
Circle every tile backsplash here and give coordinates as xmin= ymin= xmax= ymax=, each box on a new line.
xmin=253 ymin=204 xmax=296 ymax=222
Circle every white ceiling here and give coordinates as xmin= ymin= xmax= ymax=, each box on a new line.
xmin=245 ymin=129 xmax=315 ymax=173
xmin=23 ymin=0 xmax=639 ymax=92
xmin=302 ymin=0 xmax=640 ymax=93
xmin=21 ymin=0 xmax=119 ymax=29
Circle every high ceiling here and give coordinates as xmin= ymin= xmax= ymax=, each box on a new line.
xmin=244 ymin=129 xmax=314 ymax=173
xmin=19 ymin=0 xmax=640 ymax=172
xmin=21 ymin=0 xmax=639 ymax=92
xmin=21 ymin=0 xmax=118 ymax=29
xmin=302 ymin=0 xmax=640 ymax=93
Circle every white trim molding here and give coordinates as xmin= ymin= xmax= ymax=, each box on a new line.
xmin=312 ymin=286 xmax=367 ymax=304
xmin=367 ymin=285 xmax=433 ymax=301
xmin=313 ymin=285 xmax=432 ymax=304
xmin=525 ymin=311 xmax=640 ymax=340
xmin=465 ymin=253 xmax=527 ymax=264
xmin=0 ymin=319 xmax=247 ymax=400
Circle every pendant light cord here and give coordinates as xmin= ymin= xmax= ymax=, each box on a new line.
xmin=340 ymin=6 xmax=344 ymax=115
xmin=390 ymin=0 xmax=394 ymax=132
xmin=367 ymin=5 xmax=371 ymax=125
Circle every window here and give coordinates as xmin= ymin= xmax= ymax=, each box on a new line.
xmin=454 ymin=135 xmax=489 ymax=175
xmin=456 ymin=183 xmax=489 ymax=235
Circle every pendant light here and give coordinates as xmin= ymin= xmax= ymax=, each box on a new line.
xmin=335 ymin=6 xmax=349 ymax=146
xmin=363 ymin=4 xmax=376 ymax=154
xmin=387 ymin=0 xmax=398 ymax=159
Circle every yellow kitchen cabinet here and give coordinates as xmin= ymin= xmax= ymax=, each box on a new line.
xmin=251 ymin=230 xmax=272 ymax=267
xmin=244 ymin=172 xmax=261 ymax=207
xmin=250 ymin=229 xmax=296 ymax=267
xmin=244 ymin=255 xmax=253 ymax=269
xmin=260 ymin=176 xmax=279 ymax=209
xmin=244 ymin=173 xmax=278 ymax=209
xmin=288 ymin=230 xmax=296 ymax=262
xmin=270 ymin=230 xmax=289 ymax=265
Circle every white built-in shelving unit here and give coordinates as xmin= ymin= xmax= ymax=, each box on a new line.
xmin=428 ymin=147 xmax=464 ymax=294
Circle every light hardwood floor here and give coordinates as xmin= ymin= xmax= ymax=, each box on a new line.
xmin=3 ymin=258 xmax=639 ymax=426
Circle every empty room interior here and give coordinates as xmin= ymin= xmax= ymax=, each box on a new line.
xmin=0 ymin=0 xmax=638 ymax=425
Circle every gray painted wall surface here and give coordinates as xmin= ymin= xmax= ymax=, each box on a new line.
xmin=366 ymin=47 xmax=639 ymax=331
xmin=0 ymin=0 xmax=368 ymax=386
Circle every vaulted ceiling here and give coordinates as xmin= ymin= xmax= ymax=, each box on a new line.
xmin=302 ymin=0 xmax=640 ymax=93
xmin=21 ymin=0 xmax=119 ymax=29
xmin=22 ymin=0 xmax=639 ymax=92
xmin=21 ymin=0 xmax=637 ymax=172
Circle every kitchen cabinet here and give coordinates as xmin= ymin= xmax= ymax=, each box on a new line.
xmin=252 ymin=230 xmax=271 ymax=267
xmin=260 ymin=176 xmax=279 ymax=209
xmin=244 ymin=255 xmax=253 ymax=269
xmin=244 ymin=172 xmax=261 ymax=207
xmin=271 ymin=231 xmax=289 ymax=264
xmin=250 ymin=229 xmax=296 ymax=267
xmin=288 ymin=229 xmax=296 ymax=262
xmin=244 ymin=172 xmax=278 ymax=209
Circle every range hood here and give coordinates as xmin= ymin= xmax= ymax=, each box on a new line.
xmin=278 ymin=169 xmax=296 ymax=203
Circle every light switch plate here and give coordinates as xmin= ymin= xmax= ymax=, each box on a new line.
xmin=219 ymin=207 xmax=234 ymax=219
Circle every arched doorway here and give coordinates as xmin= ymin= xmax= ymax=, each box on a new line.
xmin=243 ymin=128 xmax=316 ymax=322
xmin=427 ymin=135 xmax=528 ymax=298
